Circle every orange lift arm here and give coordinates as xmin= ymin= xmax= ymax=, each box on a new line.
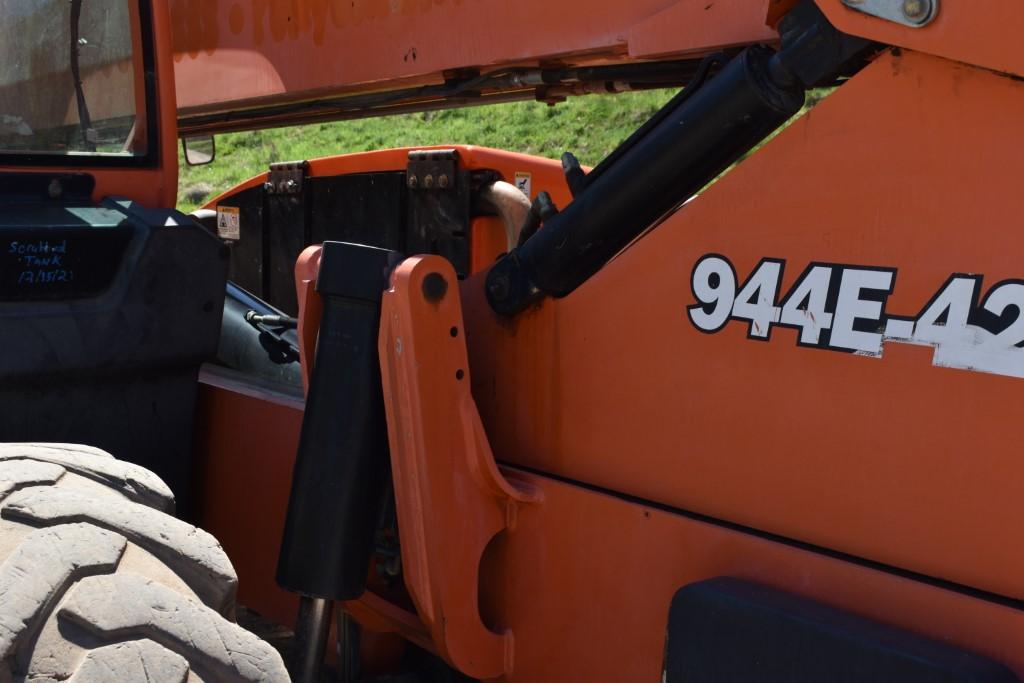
xmin=171 ymin=0 xmax=1024 ymax=134
xmin=171 ymin=0 xmax=788 ymax=134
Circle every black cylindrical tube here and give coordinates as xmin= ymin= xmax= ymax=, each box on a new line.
xmin=486 ymin=46 xmax=805 ymax=315
xmin=277 ymin=241 xmax=400 ymax=600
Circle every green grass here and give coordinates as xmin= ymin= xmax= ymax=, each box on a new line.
xmin=176 ymin=90 xmax=678 ymax=212
xmin=176 ymin=87 xmax=832 ymax=212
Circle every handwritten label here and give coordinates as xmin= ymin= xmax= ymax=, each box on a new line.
xmin=1 ymin=229 xmax=134 ymax=302
xmin=8 ymin=240 xmax=74 ymax=286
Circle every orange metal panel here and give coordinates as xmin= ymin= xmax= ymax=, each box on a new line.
xmin=484 ymin=470 xmax=1024 ymax=680
xmin=187 ymin=111 xmax=1024 ymax=676
xmin=470 ymin=216 xmax=509 ymax=275
xmin=171 ymin=0 xmax=777 ymax=116
xmin=369 ymin=250 xmax=1022 ymax=680
xmin=462 ymin=48 xmax=1024 ymax=602
xmin=192 ymin=378 xmax=303 ymax=627
xmin=192 ymin=366 xmax=1024 ymax=680
xmin=816 ymin=0 xmax=1024 ymax=79
xmin=629 ymin=0 xmax=778 ymax=58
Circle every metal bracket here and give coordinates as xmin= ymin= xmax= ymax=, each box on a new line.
xmin=378 ymin=255 xmax=541 ymax=678
xmin=841 ymin=0 xmax=938 ymax=28
xmin=405 ymin=149 xmax=471 ymax=277
xmin=407 ymin=149 xmax=458 ymax=191
xmin=266 ymin=160 xmax=310 ymax=195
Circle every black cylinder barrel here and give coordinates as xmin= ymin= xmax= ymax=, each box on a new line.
xmin=277 ymin=241 xmax=401 ymax=600
xmin=486 ymin=46 xmax=805 ymax=315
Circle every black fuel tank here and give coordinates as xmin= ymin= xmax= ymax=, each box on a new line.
xmin=0 ymin=175 xmax=228 ymax=518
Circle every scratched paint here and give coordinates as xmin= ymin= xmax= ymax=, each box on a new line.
xmin=172 ymin=0 xmax=467 ymax=56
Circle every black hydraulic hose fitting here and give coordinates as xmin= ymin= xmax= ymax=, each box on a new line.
xmin=277 ymin=241 xmax=403 ymax=601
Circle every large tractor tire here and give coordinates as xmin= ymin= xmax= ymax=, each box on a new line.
xmin=0 ymin=443 xmax=290 ymax=683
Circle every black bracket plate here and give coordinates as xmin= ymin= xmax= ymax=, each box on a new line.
xmin=405 ymin=149 xmax=470 ymax=277
xmin=266 ymin=160 xmax=310 ymax=195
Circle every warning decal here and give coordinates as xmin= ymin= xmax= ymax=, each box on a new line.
xmin=688 ymin=254 xmax=1024 ymax=380
xmin=514 ymin=172 xmax=532 ymax=198
xmin=216 ymin=206 xmax=241 ymax=241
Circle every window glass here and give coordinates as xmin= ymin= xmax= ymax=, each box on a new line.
xmin=0 ymin=0 xmax=146 ymax=157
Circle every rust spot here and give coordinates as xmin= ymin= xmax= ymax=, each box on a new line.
xmin=890 ymin=47 xmax=904 ymax=76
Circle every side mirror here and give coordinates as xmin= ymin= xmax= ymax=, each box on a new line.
xmin=182 ymin=135 xmax=216 ymax=166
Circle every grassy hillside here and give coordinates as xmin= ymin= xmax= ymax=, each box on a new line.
xmin=176 ymin=89 xmax=678 ymax=211
xmin=177 ymin=87 xmax=831 ymax=212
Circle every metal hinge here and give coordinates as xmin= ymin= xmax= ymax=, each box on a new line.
xmin=407 ymin=149 xmax=458 ymax=191
xmin=265 ymin=160 xmax=310 ymax=195
xmin=841 ymin=0 xmax=938 ymax=28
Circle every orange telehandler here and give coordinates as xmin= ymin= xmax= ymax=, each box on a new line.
xmin=1 ymin=0 xmax=1023 ymax=681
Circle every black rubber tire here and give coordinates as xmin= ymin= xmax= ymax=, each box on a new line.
xmin=0 ymin=443 xmax=290 ymax=682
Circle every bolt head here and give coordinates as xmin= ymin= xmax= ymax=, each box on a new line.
xmin=423 ymin=174 xmax=435 ymax=189
xmin=487 ymin=274 xmax=510 ymax=301
xmin=902 ymin=0 xmax=930 ymax=21
xmin=438 ymin=174 xmax=450 ymax=189
xmin=422 ymin=272 xmax=448 ymax=302
xmin=407 ymin=174 xmax=418 ymax=189
xmin=263 ymin=181 xmax=275 ymax=193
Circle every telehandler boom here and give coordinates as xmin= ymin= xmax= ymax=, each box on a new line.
xmin=1 ymin=0 xmax=1022 ymax=681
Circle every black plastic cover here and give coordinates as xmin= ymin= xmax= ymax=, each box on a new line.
xmin=665 ymin=578 xmax=1018 ymax=683
xmin=0 ymin=190 xmax=228 ymax=517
